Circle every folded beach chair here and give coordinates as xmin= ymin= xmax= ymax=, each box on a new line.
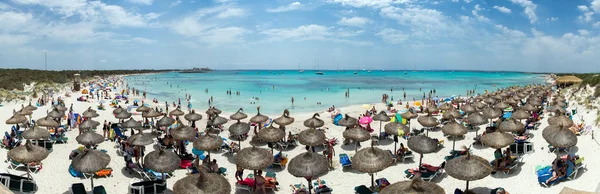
xmin=0 ymin=173 xmax=38 ymax=194
xmin=70 ymin=183 xmax=87 ymax=194
xmin=354 ymin=185 xmax=375 ymax=194
xmin=339 ymin=153 xmax=352 ymax=167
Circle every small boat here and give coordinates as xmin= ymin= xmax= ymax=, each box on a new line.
xmin=299 ymin=70 xmax=304 ymax=73
xmin=367 ymin=70 xmax=371 ymax=73
xmin=353 ymin=72 xmax=358 ymax=74
xmin=316 ymin=71 xmax=324 ymax=75
xmin=404 ymin=71 xmax=407 ymax=74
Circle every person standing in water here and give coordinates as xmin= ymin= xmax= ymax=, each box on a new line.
xmin=291 ymin=97 xmax=294 ymax=105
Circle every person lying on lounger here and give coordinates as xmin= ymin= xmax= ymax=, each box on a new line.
xmin=290 ymin=184 xmax=307 ymax=194
xmin=546 ymin=158 xmax=567 ymax=184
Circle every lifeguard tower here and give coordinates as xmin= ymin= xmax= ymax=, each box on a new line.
xmin=73 ymin=74 xmax=81 ymax=91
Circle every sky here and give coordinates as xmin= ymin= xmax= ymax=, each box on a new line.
xmin=0 ymin=0 xmax=599 ymax=73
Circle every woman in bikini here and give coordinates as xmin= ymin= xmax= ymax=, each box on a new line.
xmin=255 ymin=170 xmax=266 ymax=194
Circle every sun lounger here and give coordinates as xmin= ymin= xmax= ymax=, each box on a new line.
xmin=69 ymin=165 xmax=90 ymax=179
xmin=33 ymin=139 xmax=53 ymax=152
xmin=50 ymin=133 xmax=68 ymax=144
xmin=313 ymin=179 xmax=333 ymax=194
xmin=375 ymin=178 xmax=390 ymax=192
xmin=405 ymin=162 xmax=446 ymax=182
xmin=491 ymin=155 xmax=523 ymax=174
xmin=8 ymin=159 xmax=42 ymax=174
xmin=537 ymin=159 xmax=575 ymax=187
xmin=271 ymin=152 xmax=288 ymax=168
xmin=445 ymin=149 xmax=470 ymax=161
xmin=568 ymin=157 xmax=586 ymax=180
xmin=70 ymin=183 xmax=86 ymax=194
xmin=93 ymin=185 xmax=107 ymax=194
xmin=339 ymin=153 xmax=352 ymax=167
xmin=129 ymin=179 xmax=166 ymax=194
xmin=354 ymin=185 xmax=375 ymax=194
xmin=0 ymin=173 xmax=37 ymax=194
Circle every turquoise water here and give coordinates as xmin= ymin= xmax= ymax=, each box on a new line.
xmin=125 ymin=70 xmax=545 ymax=115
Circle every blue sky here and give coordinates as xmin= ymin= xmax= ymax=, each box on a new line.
xmin=0 ymin=0 xmax=599 ymax=73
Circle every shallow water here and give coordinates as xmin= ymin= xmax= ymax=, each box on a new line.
xmin=125 ymin=70 xmax=545 ymax=115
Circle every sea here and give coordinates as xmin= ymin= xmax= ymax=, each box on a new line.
xmin=124 ymin=70 xmax=546 ymax=115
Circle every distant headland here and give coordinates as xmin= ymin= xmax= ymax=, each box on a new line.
xmin=179 ymin=67 xmax=213 ymax=73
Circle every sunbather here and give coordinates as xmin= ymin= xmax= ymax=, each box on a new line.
xmin=255 ymin=170 xmax=267 ymax=194
xmin=274 ymin=151 xmax=284 ymax=163
xmin=235 ymin=166 xmax=244 ymax=181
xmin=396 ymin=143 xmax=409 ymax=159
xmin=290 ymin=184 xmax=307 ymax=194
xmin=491 ymin=187 xmax=510 ymax=194
xmin=546 ymin=158 xmax=567 ymax=184
xmin=493 ymin=148 xmax=503 ymax=171
xmin=208 ymin=159 xmax=219 ymax=173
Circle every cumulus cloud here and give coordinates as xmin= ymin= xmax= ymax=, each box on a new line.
xmin=493 ymin=6 xmax=511 ymax=14
xmin=266 ymin=2 xmax=303 ymax=13
xmin=127 ymin=0 xmax=153 ymax=5
xmin=472 ymin=4 xmax=489 ymax=22
xmin=376 ymin=28 xmax=409 ymax=44
xmin=327 ymin=0 xmax=411 ymax=8
xmin=338 ymin=17 xmax=371 ymax=27
xmin=509 ymin=0 xmax=537 ymax=23
xmin=261 ymin=24 xmax=372 ymax=46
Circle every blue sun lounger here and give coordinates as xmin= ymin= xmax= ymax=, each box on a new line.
xmin=339 ymin=153 xmax=352 ymax=167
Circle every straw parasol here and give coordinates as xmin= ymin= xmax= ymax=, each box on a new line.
xmin=548 ymin=114 xmax=574 ymax=127
xmin=483 ymin=97 xmax=496 ymax=105
xmin=136 ymin=105 xmax=151 ymax=112
xmin=171 ymin=125 xmax=197 ymax=141
xmin=183 ymin=110 xmax=203 ymax=122
xmin=287 ymin=152 xmax=329 ymax=194
xmin=228 ymin=121 xmax=250 ymax=147
xmin=426 ymin=106 xmax=439 ymax=114
xmin=407 ymin=135 xmax=438 ymax=167
xmin=235 ymin=146 xmax=274 ymax=170
xmin=555 ymin=75 xmax=582 ymax=85
xmin=384 ymin=122 xmax=409 ymax=152
xmin=82 ymin=108 xmax=99 ymax=118
xmin=170 ymin=108 xmax=185 ymax=117
xmin=380 ymin=176 xmax=445 ymax=194
xmin=205 ymin=107 xmax=222 ymax=116
xmin=298 ymin=127 xmax=326 ymax=147
xmin=528 ymin=98 xmax=542 ymax=106
xmin=18 ymin=108 xmax=33 ymax=116
xmin=6 ymin=113 xmax=27 ymax=124
xmin=343 ymin=126 xmax=371 ymax=153
xmin=373 ymin=111 xmax=391 ymax=141
xmin=142 ymin=109 xmax=161 ymax=118
xmin=250 ymin=107 xmax=269 ymax=123
xmin=558 ymin=187 xmax=599 ymax=194
xmin=127 ymin=130 xmax=155 ymax=146
xmin=193 ymin=134 xmax=223 ymax=158
xmin=207 ymin=115 xmax=228 ymax=126
xmin=173 ymin=172 xmax=232 ymax=194
xmin=274 ymin=109 xmax=295 ymax=126
xmin=304 ymin=113 xmax=325 ymax=128
xmin=442 ymin=109 xmax=461 ymax=120
xmin=352 ymin=147 xmax=394 ymax=189
xmin=472 ymin=101 xmax=486 ymax=109
xmin=76 ymin=131 xmax=105 ymax=146
xmin=22 ymin=126 xmax=50 ymax=140
xmin=122 ymin=118 xmax=142 ymax=129
xmin=53 ymin=104 xmax=68 ymax=112
xmin=511 ymin=109 xmax=530 ymax=120
xmin=156 ymin=116 xmax=175 ymax=128
xmin=460 ymin=104 xmax=476 ymax=114
xmin=71 ymin=149 xmax=110 ymax=188
xmin=521 ymin=104 xmax=537 ymax=112
xmin=480 ymin=131 xmax=514 ymax=149
xmin=112 ymin=107 xmax=125 ymax=114
xmin=549 ymin=105 xmax=566 ymax=114
xmin=543 ymin=125 xmax=577 ymax=149
xmin=445 ymin=153 xmax=492 ymax=192
xmin=401 ymin=111 xmax=418 ymax=120
xmin=438 ymin=103 xmax=453 ymax=111
xmin=417 ymin=114 xmax=438 ymax=136
xmin=338 ymin=114 xmax=358 ymax=127
xmin=144 ymin=148 xmax=181 ymax=180
xmin=48 ymin=109 xmax=63 ymax=119
xmin=442 ymin=121 xmax=468 ymax=150
xmin=79 ymin=119 xmax=100 ymax=130
xmin=482 ymin=107 xmax=502 ymax=125
xmin=552 ymin=101 xmax=567 ymax=107
xmin=230 ymin=108 xmax=248 ymax=121
xmin=24 ymin=102 xmax=37 ymax=111
xmin=8 ymin=140 xmax=50 ymax=178
xmin=493 ymin=101 xmax=509 ymax=110
xmin=115 ymin=111 xmax=132 ymax=120
xmin=257 ymin=125 xmax=285 ymax=152
xmin=498 ymin=119 xmax=525 ymax=133
xmin=35 ymin=116 xmax=59 ymax=127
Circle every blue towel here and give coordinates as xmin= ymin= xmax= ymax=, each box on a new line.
xmin=69 ymin=165 xmax=84 ymax=177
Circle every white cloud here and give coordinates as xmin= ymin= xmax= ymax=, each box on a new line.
xmin=380 ymin=6 xmax=453 ymax=39
xmin=127 ymin=0 xmax=153 ymax=5
xmin=472 ymin=4 xmax=489 ymax=22
xmin=578 ymin=12 xmax=595 ymax=23
xmin=261 ymin=24 xmax=372 ymax=46
xmin=493 ymin=6 xmax=511 ymax=14
xmin=327 ymin=0 xmax=411 ymax=8
xmin=0 ymin=34 xmax=31 ymax=45
xmin=451 ymin=0 xmax=459 ymax=2
xmin=495 ymin=25 xmax=526 ymax=38
xmin=171 ymin=17 xmax=213 ymax=36
xmin=216 ymin=8 xmax=245 ymax=18
xmin=509 ymin=0 xmax=537 ymax=23
xmin=100 ymin=59 xmax=107 ymax=63
xmin=592 ymin=0 xmax=600 ymax=13
xmin=338 ymin=17 xmax=371 ymax=27
xmin=578 ymin=5 xmax=589 ymax=12
xmin=170 ymin=0 xmax=182 ymax=8
xmin=547 ymin=17 xmax=558 ymax=22
xmin=0 ymin=11 xmax=33 ymax=32
xmin=266 ymin=2 xmax=303 ymax=13
xmin=464 ymin=0 xmax=472 ymax=3
xmin=132 ymin=37 xmax=156 ymax=44
xmin=336 ymin=29 xmax=364 ymax=37
xmin=376 ymin=28 xmax=409 ymax=44
xmin=578 ymin=29 xmax=590 ymax=36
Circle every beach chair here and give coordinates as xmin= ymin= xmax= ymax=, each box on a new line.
xmin=235 ymin=174 xmax=255 ymax=193
xmin=445 ymin=149 xmax=470 ymax=161
xmin=548 ymin=144 xmax=570 ymax=153
xmin=375 ymin=178 xmax=390 ymax=192
xmin=405 ymin=162 xmax=446 ymax=182
xmin=128 ymin=179 xmax=166 ymax=194
xmin=69 ymin=165 xmax=90 ymax=179
xmin=50 ymin=133 xmax=68 ymax=144
xmin=8 ymin=159 xmax=42 ymax=174
xmin=144 ymin=168 xmax=172 ymax=180
xmin=491 ymin=155 xmax=523 ymax=174
xmin=94 ymin=168 xmax=114 ymax=178
xmin=354 ymin=185 xmax=375 ymax=194
xmin=132 ymin=167 xmax=154 ymax=180
xmin=339 ymin=153 xmax=352 ymax=167
xmin=291 ymin=184 xmax=308 ymax=194
xmin=537 ymin=160 xmax=575 ymax=187
xmin=271 ymin=152 xmax=288 ymax=168
xmin=93 ymin=185 xmax=107 ymax=194
xmin=313 ymin=179 xmax=333 ymax=194
xmin=113 ymin=126 xmax=128 ymax=140
xmin=0 ymin=173 xmax=37 ymax=194
xmin=568 ymin=157 xmax=586 ymax=180
xmin=510 ymin=142 xmax=534 ymax=155
xmin=70 ymin=183 xmax=87 ymax=194
xmin=33 ymin=139 xmax=53 ymax=152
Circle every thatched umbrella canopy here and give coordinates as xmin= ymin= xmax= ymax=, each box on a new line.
xmin=426 ymin=106 xmax=439 ymax=114
xmin=229 ymin=108 xmax=248 ymax=121
xmin=505 ymin=98 xmax=518 ymax=105
xmin=453 ymin=97 xmax=466 ymax=104
xmin=521 ymin=104 xmax=537 ymax=112
xmin=273 ymin=109 xmax=295 ymax=126
xmin=417 ymin=114 xmax=438 ymax=136
xmin=112 ymin=107 xmax=125 ymax=114
xmin=6 ymin=113 xmax=27 ymax=124
xmin=343 ymin=126 xmax=371 ymax=153
xmin=169 ymin=108 xmax=185 ymax=117
xmin=304 ymin=113 xmax=325 ymax=128
xmin=442 ymin=121 xmax=468 ymax=150
xmin=472 ymin=101 xmax=487 ymax=109
xmin=53 ymin=104 xmax=68 ymax=112
xmin=142 ymin=109 xmax=161 ymax=118
xmin=18 ymin=108 xmax=33 ymax=116
xmin=401 ymin=111 xmax=418 ymax=120
xmin=171 ymin=125 xmax=197 ymax=141
xmin=184 ymin=110 xmax=203 ymax=122
xmin=442 ymin=109 xmax=461 ymax=120
xmin=82 ymin=108 xmax=99 ymax=118
xmin=115 ymin=110 xmax=132 ymax=120
xmin=380 ymin=176 xmax=445 ymax=194
xmin=552 ymin=101 xmax=567 ymax=107
xmin=555 ymin=76 xmax=582 ymax=85
xmin=287 ymin=152 xmax=329 ymax=194
xmin=384 ymin=122 xmax=409 ymax=152
xmin=548 ymin=114 xmax=574 ymax=126
xmin=481 ymin=131 xmax=514 ymax=149
xmin=8 ymin=140 xmax=49 ymax=164
xmin=71 ymin=149 xmax=110 ymax=188
xmin=407 ymin=135 xmax=439 ymax=167
xmin=498 ymin=119 xmax=525 ymax=133
xmin=352 ymin=147 xmax=394 ymax=188
xmin=76 ymin=131 xmax=105 ymax=146
xmin=207 ymin=115 xmax=228 ymax=126
xmin=205 ymin=107 xmax=222 ymax=116
xmin=511 ymin=109 xmax=530 ymax=120
xmin=156 ymin=116 xmax=175 ymax=128
xmin=48 ymin=109 xmax=64 ymax=119
xmin=36 ymin=116 xmax=59 ymax=127
xmin=193 ymin=134 xmax=223 ymax=157
xmin=144 ymin=148 xmax=181 ymax=180
xmin=249 ymin=107 xmax=269 ymax=123
xmin=543 ymin=125 xmax=577 ymax=149
xmin=173 ymin=172 xmax=232 ymax=194
xmin=24 ymin=102 xmax=37 ymax=111
xmin=229 ymin=121 xmax=250 ymax=137
xmin=528 ymin=98 xmax=542 ymax=106
xmin=460 ymin=104 xmax=476 ymax=114
xmin=372 ymin=111 xmax=391 ymax=122
xmin=493 ymin=101 xmax=509 ymax=110
xmin=79 ymin=119 xmax=100 ymax=130
xmin=235 ymin=146 xmax=274 ymax=170
xmin=257 ymin=125 xmax=285 ymax=152
xmin=492 ymin=95 xmax=503 ymax=101
xmin=122 ymin=118 xmax=142 ymax=129
xmin=22 ymin=126 xmax=50 ymax=140
xmin=482 ymin=107 xmax=502 ymax=120
xmin=136 ymin=105 xmax=151 ymax=112
xmin=483 ymin=97 xmax=496 ymax=105
xmin=298 ymin=128 xmax=326 ymax=147
xmin=438 ymin=103 xmax=453 ymax=111
xmin=517 ymin=93 xmax=528 ymax=99
xmin=466 ymin=113 xmax=487 ymax=127
xmin=445 ymin=153 xmax=492 ymax=192
xmin=338 ymin=114 xmax=358 ymax=127
xmin=549 ymin=105 xmax=566 ymax=114
xmin=127 ymin=131 xmax=155 ymax=146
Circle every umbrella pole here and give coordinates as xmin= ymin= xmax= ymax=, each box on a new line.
xmin=465 ymin=180 xmax=469 ymax=192
xmin=91 ymin=177 xmax=94 ymax=189
xmin=394 ymin=136 xmax=397 ymax=156
xmin=26 ymin=164 xmax=31 ymax=179
xmin=355 ymin=141 xmax=358 ymax=154
xmin=371 ymin=173 xmax=375 ymax=189
xmin=418 ymin=154 xmax=423 ymax=168
xmin=452 ymin=136 xmax=456 ymax=151
xmin=308 ymin=178 xmax=312 ymax=194
xmin=378 ymin=121 xmax=382 ymax=139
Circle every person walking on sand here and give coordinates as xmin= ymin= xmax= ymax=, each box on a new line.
xmin=291 ymin=97 xmax=294 ymax=105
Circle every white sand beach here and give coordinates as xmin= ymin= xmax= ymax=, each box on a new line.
xmin=0 ymin=75 xmax=598 ymax=194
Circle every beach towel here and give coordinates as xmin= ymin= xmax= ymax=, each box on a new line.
xmin=333 ymin=114 xmax=343 ymax=126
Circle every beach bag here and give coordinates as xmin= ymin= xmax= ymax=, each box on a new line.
xmin=95 ymin=168 xmax=113 ymax=177
xmin=109 ymin=128 xmax=116 ymax=140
